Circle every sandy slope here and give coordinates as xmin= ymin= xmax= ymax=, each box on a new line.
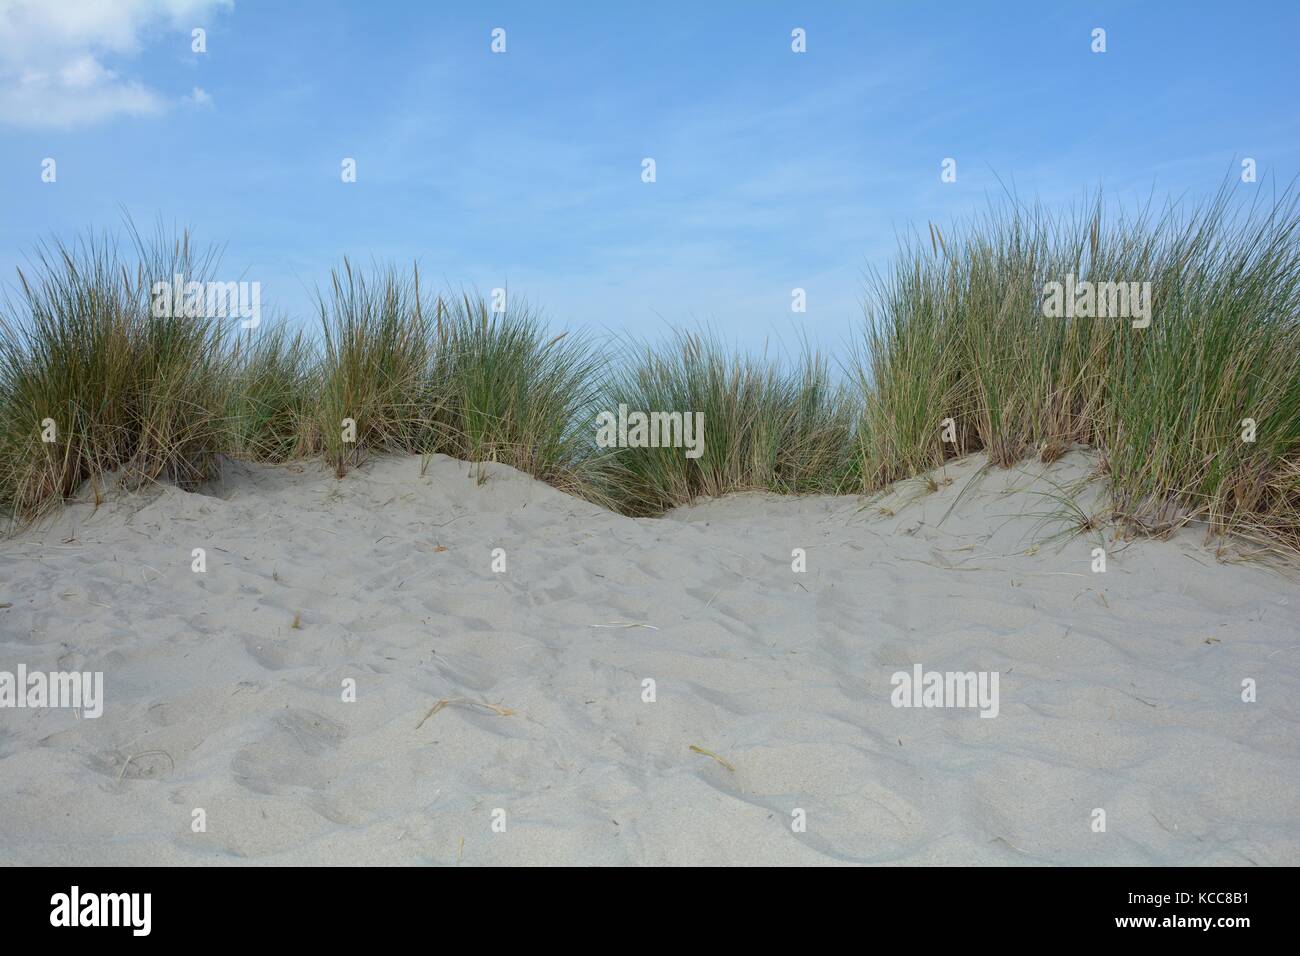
xmin=0 ymin=451 xmax=1297 ymax=866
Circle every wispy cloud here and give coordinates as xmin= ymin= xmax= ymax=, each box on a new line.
xmin=0 ymin=0 xmax=231 ymax=127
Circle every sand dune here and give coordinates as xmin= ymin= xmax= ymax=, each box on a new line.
xmin=1 ymin=451 xmax=1297 ymax=865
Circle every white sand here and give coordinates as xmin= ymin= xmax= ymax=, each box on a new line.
xmin=1 ymin=451 xmax=1297 ymax=865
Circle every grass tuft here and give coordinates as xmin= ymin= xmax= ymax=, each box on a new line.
xmin=857 ymin=180 xmax=1300 ymax=553
xmin=593 ymin=330 xmax=858 ymax=514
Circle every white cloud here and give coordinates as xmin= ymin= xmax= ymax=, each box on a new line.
xmin=0 ymin=0 xmax=231 ymax=127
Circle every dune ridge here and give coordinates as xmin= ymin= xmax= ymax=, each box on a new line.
xmin=1 ymin=451 xmax=1296 ymax=865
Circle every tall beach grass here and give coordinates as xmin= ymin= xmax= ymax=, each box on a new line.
xmin=0 ymin=227 xmax=232 ymax=518
xmin=2 ymin=184 xmax=1297 ymax=556
xmin=311 ymin=264 xmax=608 ymax=497
xmin=593 ymin=331 xmax=858 ymax=515
xmin=858 ymin=183 xmax=1300 ymax=552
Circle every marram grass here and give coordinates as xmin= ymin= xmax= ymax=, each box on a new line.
xmin=0 ymin=227 xmax=231 ymax=518
xmin=858 ymin=183 xmax=1300 ymax=555
xmin=593 ymin=330 xmax=858 ymax=515
xmin=2 ymin=186 xmax=1297 ymax=557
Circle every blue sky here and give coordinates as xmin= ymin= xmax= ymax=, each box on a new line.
xmin=2 ymin=0 xmax=1298 ymax=354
